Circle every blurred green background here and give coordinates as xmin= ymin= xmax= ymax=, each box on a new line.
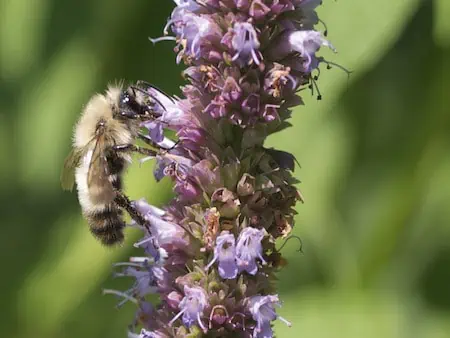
xmin=1 ymin=0 xmax=449 ymax=337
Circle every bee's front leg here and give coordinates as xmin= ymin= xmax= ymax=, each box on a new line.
xmin=138 ymin=134 xmax=179 ymax=152
xmin=137 ymin=134 xmax=162 ymax=149
xmin=112 ymin=144 xmax=158 ymax=156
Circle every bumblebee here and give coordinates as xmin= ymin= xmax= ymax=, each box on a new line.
xmin=61 ymin=83 xmax=160 ymax=245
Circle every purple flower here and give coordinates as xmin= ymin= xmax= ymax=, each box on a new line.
xmin=230 ymin=22 xmax=261 ymax=66
xmin=235 ymin=0 xmax=249 ymax=11
xmin=270 ymin=0 xmax=295 ymax=14
xmin=105 ymin=0 xmax=340 ymax=335
xmin=133 ymin=199 xmax=188 ymax=249
xmin=289 ymin=30 xmax=335 ymax=69
xmin=169 ymin=286 xmax=208 ymax=332
xmin=166 ymin=291 xmax=183 ymax=310
xmin=222 ymin=77 xmax=242 ymax=102
xmin=140 ymin=86 xmax=187 ymax=128
xmin=160 ymin=6 xmax=223 ymax=63
xmin=128 ymin=328 xmax=166 ymax=338
xmin=184 ymin=14 xmax=222 ymax=59
xmin=248 ymin=295 xmax=291 ymax=338
xmin=121 ymin=264 xmax=156 ymax=297
xmin=132 ymin=234 xmax=167 ymax=263
xmin=173 ymin=0 xmax=202 ymax=12
xmin=269 ymin=30 xmax=335 ymax=71
xmin=236 ymin=227 xmax=266 ymax=275
xmin=153 ymin=150 xmax=196 ymax=182
xmin=206 ymin=231 xmax=238 ymax=279
xmin=262 ymin=104 xmax=280 ymax=122
xmin=174 ymin=178 xmax=202 ymax=200
xmin=264 ymin=63 xmax=298 ymax=98
xmin=205 ymin=97 xmax=227 ymax=118
xmin=241 ymin=93 xmax=261 ymax=116
xmin=249 ymin=0 xmax=271 ymax=20
xmin=142 ymin=120 xmax=164 ymax=143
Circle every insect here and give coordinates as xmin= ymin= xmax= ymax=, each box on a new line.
xmin=61 ymin=83 xmax=162 ymax=245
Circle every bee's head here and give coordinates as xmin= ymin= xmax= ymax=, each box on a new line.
xmin=116 ymin=83 xmax=163 ymax=121
xmin=117 ymin=88 xmax=147 ymax=120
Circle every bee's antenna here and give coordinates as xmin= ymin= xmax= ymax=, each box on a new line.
xmin=130 ymin=86 xmax=137 ymax=97
xmin=136 ymin=80 xmax=176 ymax=103
xmin=130 ymin=86 xmax=168 ymax=112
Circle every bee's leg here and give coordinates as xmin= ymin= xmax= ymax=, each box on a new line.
xmin=119 ymin=111 xmax=140 ymax=119
xmin=138 ymin=134 xmax=179 ymax=152
xmin=135 ymin=80 xmax=175 ymax=103
xmin=166 ymin=140 xmax=180 ymax=152
xmin=137 ymin=134 xmax=161 ymax=149
xmin=112 ymin=144 xmax=158 ymax=157
xmin=114 ymin=190 xmax=148 ymax=227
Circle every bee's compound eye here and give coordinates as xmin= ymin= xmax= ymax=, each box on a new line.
xmin=121 ymin=94 xmax=130 ymax=104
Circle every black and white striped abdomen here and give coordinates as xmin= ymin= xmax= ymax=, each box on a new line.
xmin=85 ymin=206 xmax=125 ymax=245
xmin=75 ymin=149 xmax=128 ymax=245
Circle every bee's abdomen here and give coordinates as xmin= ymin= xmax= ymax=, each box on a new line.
xmin=85 ymin=206 xmax=125 ymax=246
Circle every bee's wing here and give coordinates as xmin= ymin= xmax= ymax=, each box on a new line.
xmin=87 ymin=133 xmax=110 ymax=189
xmin=60 ymin=148 xmax=84 ymax=191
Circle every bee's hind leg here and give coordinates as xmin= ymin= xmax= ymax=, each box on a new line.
xmin=114 ymin=190 xmax=148 ymax=227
